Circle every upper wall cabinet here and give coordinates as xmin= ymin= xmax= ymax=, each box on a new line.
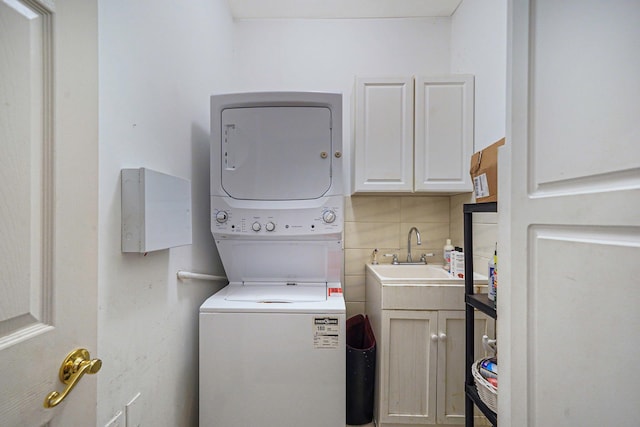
xmin=353 ymin=75 xmax=474 ymax=194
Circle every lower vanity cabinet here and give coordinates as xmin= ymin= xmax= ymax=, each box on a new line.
xmin=365 ymin=265 xmax=496 ymax=426
xmin=376 ymin=309 xmax=494 ymax=426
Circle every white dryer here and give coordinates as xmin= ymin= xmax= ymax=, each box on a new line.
xmin=200 ymin=92 xmax=345 ymax=427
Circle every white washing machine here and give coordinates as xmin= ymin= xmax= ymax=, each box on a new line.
xmin=200 ymin=92 xmax=345 ymax=427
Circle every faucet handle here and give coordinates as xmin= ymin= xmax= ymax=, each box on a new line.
xmin=420 ymin=253 xmax=435 ymax=263
xmin=384 ymin=253 xmax=399 ymax=265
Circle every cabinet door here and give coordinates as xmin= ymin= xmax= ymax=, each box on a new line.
xmin=437 ymin=311 xmax=495 ymax=425
xmin=380 ymin=310 xmax=438 ymax=425
xmin=414 ymin=75 xmax=474 ymax=192
xmin=354 ymin=77 xmax=414 ymax=192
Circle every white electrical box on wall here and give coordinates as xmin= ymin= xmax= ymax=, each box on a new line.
xmin=121 ymin=168 xmax=192 ymax=253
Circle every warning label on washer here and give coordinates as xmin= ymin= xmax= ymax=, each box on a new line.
xmin=327 ymin=287 xmax=342 ymax=297
xmin=313 ymin=317 xmax=340 ymax=349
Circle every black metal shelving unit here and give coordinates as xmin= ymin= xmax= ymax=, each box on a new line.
xmin=464 ymin=202 xmax=497 ymax=427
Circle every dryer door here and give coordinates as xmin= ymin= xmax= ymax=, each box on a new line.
xmin=220 ymin=106 xmax=333 ymax=200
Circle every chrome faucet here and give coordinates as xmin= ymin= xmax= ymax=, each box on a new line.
xmin=407 ymin=227 xmax=421 ymax=263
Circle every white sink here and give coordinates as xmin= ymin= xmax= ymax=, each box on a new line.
xmin=366 ymin=263 xmax=486 ymax=284
xmin=365 ymin=263 xmax=487 ymax=310
xmin=368 ymin=263 xmax=452 ymax=281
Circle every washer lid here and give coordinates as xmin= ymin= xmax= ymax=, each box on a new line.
xmin=220 ymin=106 xmax=333 ymax=200
xmin=224 ymin=283 xmax=327 ymax=303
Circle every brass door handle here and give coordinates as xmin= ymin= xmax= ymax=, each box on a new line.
xmin=44 ymin=348 xmax=102 ymax=408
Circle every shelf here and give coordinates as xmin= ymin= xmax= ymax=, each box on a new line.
xmin=464 ymin=202 xmax=498 ymax=427
xmin=463 ymin=201 xmax=497 ymax=214
xmin=465 ymin=384 xmax=497 ymax=426
xmin=466 ymin=294 xmax=497 ymax=319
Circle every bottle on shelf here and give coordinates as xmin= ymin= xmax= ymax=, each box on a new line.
xmin=488 ymin=243 xmax=497 ymax=306
xmin=451 ymin=246 xmax=464 ymax=279
xmin=493 ymin=246 xmax=498 ymax=307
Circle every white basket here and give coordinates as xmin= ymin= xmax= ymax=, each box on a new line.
xmin=472 ymin=359 xmax=497 ymax=413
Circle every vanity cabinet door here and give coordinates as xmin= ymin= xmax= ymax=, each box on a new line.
xmin=380 ymin=310 xmax=438 ymax=425
xmin=437 ymin=311 xmax=495 ymax=425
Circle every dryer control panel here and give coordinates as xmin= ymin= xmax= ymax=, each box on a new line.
xmin=211 ymin=195 xmax=343 ymax=238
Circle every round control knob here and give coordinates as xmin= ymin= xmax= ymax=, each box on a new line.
xmin=251 ymin=222 xmax=261 ymax=232
xmin=215 ymin=211 xmax=228 ymax=223
xmin=265 ymin=222 xmax=276 ymax=232
xmin=322 ymin=210 xmax=336 ymax=224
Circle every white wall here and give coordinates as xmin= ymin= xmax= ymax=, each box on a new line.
xmin=97 ymin=1 xmax=233 ymax=425
xmin=95 ymin=7 xmax=507 ymax=425
xmin=448 ymin=1 xmax=507 ymax=277
xmin=451 ymin=0 xmax=507 ymax=150
xmin=232 ymin=17 xmax=452 ymax=194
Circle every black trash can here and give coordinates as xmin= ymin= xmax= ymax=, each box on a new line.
xmin=346 ymin=314 xmax=376 ymax=425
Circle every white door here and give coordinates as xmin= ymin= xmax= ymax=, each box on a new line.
xmin=0 ymin=0 xmax=98 ymax=426
xmin=501 ymin=1 xmax=640 ymax=426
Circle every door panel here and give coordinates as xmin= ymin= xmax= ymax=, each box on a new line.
xmin=1 ymin=2 xmax=56 ymax=424
xmin=0 ymin=0 xmax=98 ymax=425
xmin=0 ymin=0 xmax=52 ymax=346
xmin=502 ymin=0 xmax=640 ymax=425
xmin=528 ymin=227 xmax=640 ymax=426
xmin=530 ymin=0 xmax=640 ymax=189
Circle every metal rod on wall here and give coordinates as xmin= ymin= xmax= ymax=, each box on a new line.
xmin=177 ymin=271 xmax=227 ymax=282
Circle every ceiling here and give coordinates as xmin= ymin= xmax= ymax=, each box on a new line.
xmin=227 ymin=0 xmax=463 ymax=19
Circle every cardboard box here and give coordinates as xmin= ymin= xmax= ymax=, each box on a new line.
xmin=470 ymin=138 xmax=505 ymax=203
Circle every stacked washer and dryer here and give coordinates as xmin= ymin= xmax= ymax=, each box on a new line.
xmin=199 ymin=92 xmax=346 ymax=426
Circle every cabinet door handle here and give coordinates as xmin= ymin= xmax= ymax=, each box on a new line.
xmin=430 ymin=334 xmax=439 ymax=342
xmin=439 ymin=333 xmax=447 ymax=341
xmin=482 ymin=334 xmax=497 ymax=354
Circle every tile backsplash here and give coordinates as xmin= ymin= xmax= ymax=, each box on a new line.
xmin=343 ymin=193 xmax=497 ymax=318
